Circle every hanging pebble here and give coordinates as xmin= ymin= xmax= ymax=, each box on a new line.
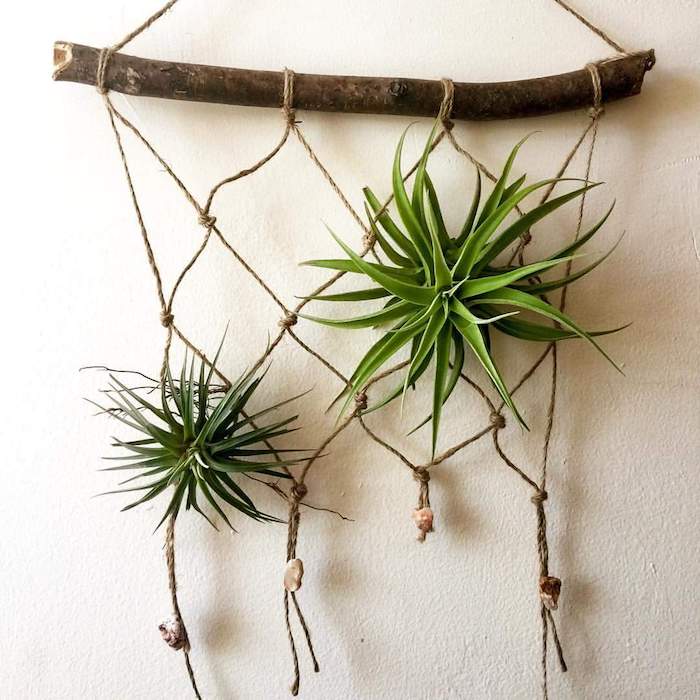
xmin=412 ymin=506 xmax=434 ymax=542
xmin=539 ymin=575 xmax=562 ymax=610
xmin=284 ymin=558 xmax=304 ymax=592
xmin=158 ymin=615 xmax=188 ymax=651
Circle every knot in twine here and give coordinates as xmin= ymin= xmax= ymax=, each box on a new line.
xmin=354 ymin=392 xmax=368 ymax=413
xmin=412 ymin=467 xmax=431 ymax=484
xmin=586 ymin=62 xmax=605 ymax=119
xmin=362 ymin=230 xmax=377 ymax=251
xmin=521 ymin=231 xmax=533 ymax=245
xmin=279 ymin=312 xmax=298 ymax=329
xmin=160 ymin=311 xmax=174 ymax=328
xmin=413 ymin=467 xmax=431 ymax=517
xmin=197 ymin=211 xmax=217 ymax=229
xmin=282 ymin=68 xmax=297 ymax=125
xmin=531 ymin=489 xmax=549 ymax=505
xmin=490 ymin=411 xmax=506 ymax=430
xmin=439 ymin=78 xmax=455 ymax=131
xmin=290 ymin=482 xmax=308 ymax=503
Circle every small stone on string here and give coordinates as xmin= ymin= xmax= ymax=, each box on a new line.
xmin=284 ymin=558 xmax=304 ymax=592
xmin=159 ymin=615 xmax=189 ymax=651
xmin=539 ymin=575 xmax=562 ymax=610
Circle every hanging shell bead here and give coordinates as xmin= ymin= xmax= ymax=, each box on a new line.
xmin=539 ymin=575 xmax=562 ymax=610
xmin=158 ymin=615 xmax=188 ymax=651
xmin=412 ymin=507 xmax=434 ymax=542
xmin=284 ymin=558 xmax=304 ymax=592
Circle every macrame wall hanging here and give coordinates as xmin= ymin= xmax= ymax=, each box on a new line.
xmin=54 ymin=1 xmax=654 ymax=698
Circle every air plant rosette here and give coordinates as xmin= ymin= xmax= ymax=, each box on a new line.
xmin=92 ymin=345 xmax=308 ymax=649
xmin=301 ymin=122 xmax=625 ymax=534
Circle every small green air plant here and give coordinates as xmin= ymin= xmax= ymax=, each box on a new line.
xmin=93 ymin=349 xmax=307 ymax=530
xmin=301 ymin=123 xmax=625 ymax=456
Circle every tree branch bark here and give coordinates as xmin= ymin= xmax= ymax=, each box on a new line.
xmin=53 ymin=42 xmax=654 ymax=121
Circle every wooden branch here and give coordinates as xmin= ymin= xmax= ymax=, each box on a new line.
xmin=53 ymin=42 xmax=655 ymax=121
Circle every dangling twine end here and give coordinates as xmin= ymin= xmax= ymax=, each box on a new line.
xmin=290 ymin=678 xmax=300 ymax=696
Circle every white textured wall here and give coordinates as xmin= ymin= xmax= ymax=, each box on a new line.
xmin=3 ymin=1 xmax=699 ymax=698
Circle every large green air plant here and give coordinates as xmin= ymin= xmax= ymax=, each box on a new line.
xmin=301 ymin=123 xmax=624 ymax=456
xmin=94 ymin=350 xmax=306 ymax=530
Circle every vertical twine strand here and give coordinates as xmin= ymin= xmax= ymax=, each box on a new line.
xmin=535 ymin=58 xmax=605 ymax=700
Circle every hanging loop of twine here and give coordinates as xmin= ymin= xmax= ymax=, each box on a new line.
xmin=283 ymin=68 xmax=297 ymax=125
xmin=439 ymin=78 xmax=455 ymax=131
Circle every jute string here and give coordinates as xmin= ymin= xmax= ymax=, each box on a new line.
xmin=91 ymin=0 xmax=625 ymax=697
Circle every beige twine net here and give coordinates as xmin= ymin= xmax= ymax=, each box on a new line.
xmin=88 ymin=1 xmax=632 ymax=697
